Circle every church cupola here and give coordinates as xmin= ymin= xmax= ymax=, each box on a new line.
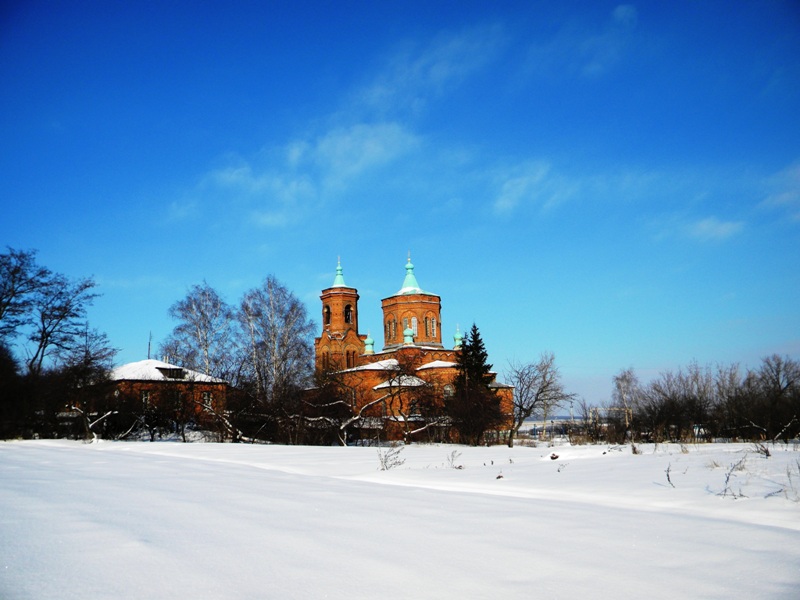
xmin=380 ymin=255 xmax=443 ymax=351
xmin=453 ymin=324 xmax=463 ymax=350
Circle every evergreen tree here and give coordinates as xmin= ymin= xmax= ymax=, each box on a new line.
xmin=447 ymin=324 xmax=503 ymax=445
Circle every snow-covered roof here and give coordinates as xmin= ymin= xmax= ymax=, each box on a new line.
xmin=110 ymin=359 xmax=226 ymax=384
xmin=489 ymin=380 xmax=513 ymax=389
xmin=416 ymin=360 xmax=458 ymax=370
xmin=341 ymin=358 xmax=399 ymax=372
xmin=373 ymin=375 xmax=428 ymax=390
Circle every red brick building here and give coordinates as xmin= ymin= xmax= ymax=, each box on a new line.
xmin=314 ymin=258 xmax=512 ymax=441
xmin=110 ymin=359 xmax=228 ymax=431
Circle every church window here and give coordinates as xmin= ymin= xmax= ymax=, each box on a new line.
xmin=141 ymin=390 xmax=150 ymax=407
xmin=432 ymin=318 xmax=437 ymax=337
xmin=345 ymin=304 xmax=352 ymax=324
xmin=411 ymin=317 xmax=418 ymax=336
xmin=444 ymin=384 xmax=454 ymax=399
xmin=403 ymin=317 xmax=409 ymax=331
xmin=324 ymin=305 xmax=331 ymax=326
xmin=424 ymin=317 xmax=430 ymax=336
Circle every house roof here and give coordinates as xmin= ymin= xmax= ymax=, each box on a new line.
xmin=110 ymin=359 xmax=226 ymax=384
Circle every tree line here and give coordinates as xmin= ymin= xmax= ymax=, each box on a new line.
xmin=0 ymin=248 xmax=117 ymax=438
xmin=585 ymin=357 xmax=800 ymax=444
xmin=2 ymin=247 xmax=796 ymax=445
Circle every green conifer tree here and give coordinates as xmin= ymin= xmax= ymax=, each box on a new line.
xmin=447 ymin=324 xmax=503 ymax=445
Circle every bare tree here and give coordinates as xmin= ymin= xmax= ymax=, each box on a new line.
xmin=160 ymin=281 xmax=235 ymax=378
xmin=237 ymin=275 xmax=315 ymax=407
xmin=383 ymin=355 xmax=445 ymax=443
xmin=754 ymin=355 xmax=800 ymax=441
xmin=610 ymin=367 xmax=640 ymax=442
xmin=301 ymin=367 xmax=384 ymax=446
xmin=26 ymin=274 xmax=98 ymax=376
xmin=506 ymin=352 xmax=575 ymax=447
xmin=54 ymin=324 xmax=119 ymax=440
xmin=0 ymin=248 xmax=51 ymax=339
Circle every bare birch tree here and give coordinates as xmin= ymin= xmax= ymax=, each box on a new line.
xmin=237 ymin=275 xmax=315 ymax=407
xmin=506 ymin=352 xmax=575 ymax=447
xmin=160 ymin=281 xmax=235 ymax=378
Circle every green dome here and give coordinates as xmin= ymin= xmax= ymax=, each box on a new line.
xmin=453 ymin=325 xmax=463 ymax=349
xmin=332 ymin=258 xmax=346 ymax=287
xmin=397 ymin=255 xmax=425 ymax=294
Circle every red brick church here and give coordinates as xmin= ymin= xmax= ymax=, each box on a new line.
xmin=314 ymin=257 xmax=512 ymax=441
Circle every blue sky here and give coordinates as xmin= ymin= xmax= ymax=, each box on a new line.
xmin=2 ymin=1 xmax=799 ymax=403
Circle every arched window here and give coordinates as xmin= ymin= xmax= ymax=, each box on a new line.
xmin=411 ymin=317 xmax=418 ymax=336
xmin=425 ymin=317 xmax=430 ymax=336
xmin=444 ymin=384 xmax=454 ymax=399
xmin=324 ymin=305 xmax=331 ymax=326
xmin=432 ymin=318 xmax=437 ymax=337
xmin=344 ymin=304 xmax=352 ymax=324
xmin=387 ymin=318 xmax=396 ymax=340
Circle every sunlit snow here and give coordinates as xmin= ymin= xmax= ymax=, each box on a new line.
xmin=1 ymin=440 xmax=798 ymax=599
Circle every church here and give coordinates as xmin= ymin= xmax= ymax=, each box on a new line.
xmin=314 ymin=257 xmax=513 ymax=442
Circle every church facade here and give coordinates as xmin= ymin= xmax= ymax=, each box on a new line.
xmin=314 ymin=258 xmax=512 ymax=442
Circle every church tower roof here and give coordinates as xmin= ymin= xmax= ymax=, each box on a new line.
xmin=331 ymin=258 xmax=347 ymax=288
xmin=396 ymin=255 xmax=426 ymax=295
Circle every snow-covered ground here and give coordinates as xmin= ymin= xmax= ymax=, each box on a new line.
xmin=1 ymin=440 xmax=798 ymax=599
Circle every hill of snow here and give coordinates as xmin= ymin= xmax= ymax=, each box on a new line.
xmin=1 ymin=440 xmax=798 ymax=599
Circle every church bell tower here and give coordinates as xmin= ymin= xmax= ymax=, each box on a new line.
xmin=314 ymin=260 xmax=365 ymax=370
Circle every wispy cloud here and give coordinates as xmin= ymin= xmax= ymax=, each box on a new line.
xmin=309 ymin=122 xmax=420 ymax=189
xmin=524 ymin=4 xmax=638 ymax=79
xmin=761 ymin=161 xmax=800 ymax=223
xmin=354 ymin=24 xmax=507 ymax=118
xmin=186 ymin=25 xmax=507 ymax=229
xmin=201 ymin=121 xmax=419 ymax=227
xmin=165 ymin=199 xmax=199 ymax=223
xmin=686 ymin=217 xmax=744 ymax=241
xmin=205 ymin=163 xmax=316 ymax=228
xmin=491 ymin=161 xmax=578 ymax=215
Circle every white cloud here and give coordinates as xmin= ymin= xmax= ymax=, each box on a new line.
xmin=312 ymin=122 xmax=420 ymax=188
xmin=206 ymin=163 xmax=316 ymax=228
xmin=493 ymin=163 xmax=550 ymax=214
xmin=491 ymin=161 xmax=579 ymax=215
xmin=686 ymin=217 xmax=744 ymax=241
xmin=613 ymin=5 xmax=638 ymax=28
xmin=761 ymin=161 xmax=800 ymax=223
xmin=525 ymin=4 xmax=638 ymax=79
xmin=165 ymin=200 xmax=198 ymax=222
xmin=199 ymin=121 xmax=419 ymax=228
xmin=356 ymin=24 xmax=506 ymax=117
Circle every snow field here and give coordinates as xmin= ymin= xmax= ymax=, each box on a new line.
xmin=1 ymin=440 xmax=798 ymax=599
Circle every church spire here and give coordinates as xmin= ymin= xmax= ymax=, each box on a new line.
xmin=332 ymin=257 xmax=346 ymax=287
xmin=397 ymin=253 xmax=423 ymax=294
